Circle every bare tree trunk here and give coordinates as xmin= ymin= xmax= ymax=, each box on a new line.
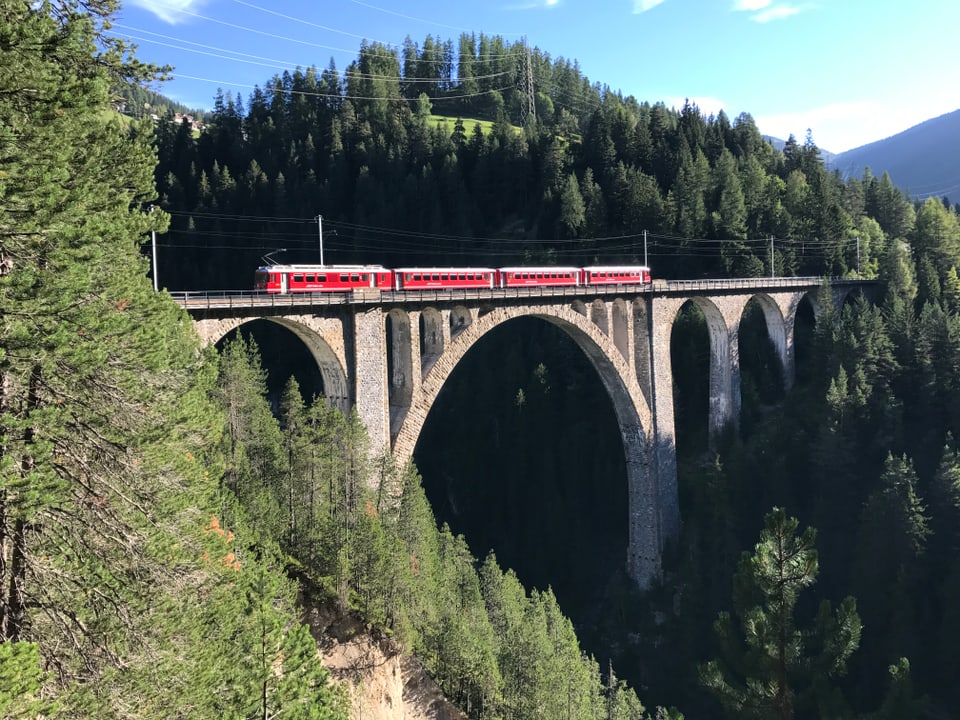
xmin=5 ymin=517 xmax=27 ymax=642
xmin=4 ymin=364 xmax=43 ymax=642
xmin=0 ymin=369 xmax=9 ymax=637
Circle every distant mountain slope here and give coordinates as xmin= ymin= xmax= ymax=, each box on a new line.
xmin=828 ymin=109 xmax=960 ymax=200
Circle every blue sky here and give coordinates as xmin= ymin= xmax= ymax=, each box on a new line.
xmin=116 ymin=0 xmax=959 ymax=153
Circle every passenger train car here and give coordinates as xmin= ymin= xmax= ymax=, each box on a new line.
xmin=254 ymin=264 xmax=652 ymax=294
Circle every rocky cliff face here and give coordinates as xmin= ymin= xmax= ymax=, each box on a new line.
xmin=309 ymin=607 xmax=467 ymax=720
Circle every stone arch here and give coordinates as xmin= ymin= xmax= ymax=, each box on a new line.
xmin=202 ymin=315 xmax=351 ymax=412
xmin=392 ymin=303 xmax=662 ymax=589
xmin=632 ymin=298 xmax=652 ymax=408
xmin=834 ymin=284 xmax=860 ymax=313
xmin=419 ymin=306 xmax=443 ymax=377
xmin=793 ymin=293 xmax=819 ymax=385
xmin=612 ymin=298 xmax=630 ymax=362
xmin=590 ymin=299 xmax=609 ymax=335
xmin=742 ymin=292 xmax=788 ymax=386
xmin=797 ymin=285 xmax=840 ymax=324
xmin=397 ymin=305 xmax=652 ymax=458
xmin=671 ymin=297 xmax=733 ymax=441
xmin=386 ymin=309 xmax=413 ymax=430
xmin=449 ymin=305 xmax=472 ymax=340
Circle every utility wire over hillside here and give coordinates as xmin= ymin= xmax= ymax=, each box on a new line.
xmin=157 ymin=211 xmax=854 ymax=269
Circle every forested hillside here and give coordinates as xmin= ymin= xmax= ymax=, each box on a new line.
xmin=152 ymin=35 xmax=918 ymax=291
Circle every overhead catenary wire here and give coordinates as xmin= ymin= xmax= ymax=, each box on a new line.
xmin=113 ymin=0 xmax=565 ymax=116
xmin=161 ymin=213 xmax=846 ymax=265
xmin=163 ymin=73 xmax=518 ymax=103
xmin=116 ymin=25 xmax=518 ymax=85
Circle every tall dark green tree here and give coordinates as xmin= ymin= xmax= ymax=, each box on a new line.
xmin=850 ymin=454 xmax=929 ymax=702
xmin=0 ymin=3 xmax=346 ymax=717
xmin=700 ymin=508 xmax=860 ymax=720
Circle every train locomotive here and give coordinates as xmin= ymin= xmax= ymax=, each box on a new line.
xmin=254 ymin=264 xmax=652 ymax=294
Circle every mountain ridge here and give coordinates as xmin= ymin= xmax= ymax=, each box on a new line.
xmin=826 ymin=109 xmax=960 ymax=201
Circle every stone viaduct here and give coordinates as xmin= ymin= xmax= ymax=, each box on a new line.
xmin=174 ymin=277 xmax=871 ymax=589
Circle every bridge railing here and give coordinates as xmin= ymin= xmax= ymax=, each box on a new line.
xmin=168 ymin=290 xmax=355 ymax=310
xmin=658 ymin=276 xmax=829 ymax=292
xmin=168 ymin=283 xmax=658 ymax=309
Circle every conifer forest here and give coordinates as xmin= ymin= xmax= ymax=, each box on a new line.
xmin=3 ymin=1 xmax=960 ymax=718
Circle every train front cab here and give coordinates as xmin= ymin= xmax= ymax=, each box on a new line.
xmin=254 ymin=267 xmax=286 ymax=294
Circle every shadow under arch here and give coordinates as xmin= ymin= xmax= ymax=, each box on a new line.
xmin=794 ymin=293 xmax=819 ymax=385
xmin=738 ymin=294 xmax=789 ymax=434
xmin=669 ymin=296 xmax=732 ymax=452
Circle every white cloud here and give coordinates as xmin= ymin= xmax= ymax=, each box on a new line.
xmin=753 ymin=96 xmax=960 ymax=154
xmin=632 ymin=0 xmax=667 ymax=13
xmin=754 ymin=101 xmax=885 ymax=152
xmin=126 ymin=0 xmax=204 ymax=24
xmin=732 ymin=1 xmax=801 ymax=22
xmin=506 ymin=0 xmax=562 ymax=9
xmin=752 ymin=5 xmax=800 ymax=22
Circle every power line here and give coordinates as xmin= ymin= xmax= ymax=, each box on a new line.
xmin=153 ymin=7 xmax=361 ymax=55
xmin=164 ymin=73 xmax=517 ymax=103
xmin=227 ymin=0 xmax=377 ymax=43
xmin=117 ymin=28 xmax=515 ymax=85
xmin=344 ymin=0 xmax=521 ymax=36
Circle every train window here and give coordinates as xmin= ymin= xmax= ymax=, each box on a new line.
xmin=441 ymin=274 xmax=448 ymax=281
xmin=413 ymin=274 xmax=421 ymax=281
xmin=305 ymin=274 xmax=314 ymax=282
xmin=361 ymin=274 xmax=368 ymax=281
xmin=293 ymin=274 xmax=303 ymax=282
xmin=351 ymin=274 xmax=359 ymax=282
xmin=317 ymin=274 xmax=326 ymax=282
xmin=432 ymin=274 xmax=440 ymax=281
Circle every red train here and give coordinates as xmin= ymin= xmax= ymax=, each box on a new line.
xmin=254 ymin=264 xmax=652 ymax=294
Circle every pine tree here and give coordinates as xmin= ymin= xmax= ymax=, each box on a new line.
xmin=700 ymin=508 xmax=860 ymax=720
xmin=215 ymin=335 xmax=286 ymax=538
xmin=851 ymin=454 xmax=928 ymax=698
